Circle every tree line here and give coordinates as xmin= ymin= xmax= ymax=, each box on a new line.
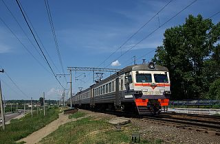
xmin=152 ymin=15 xmax=220 ymax=100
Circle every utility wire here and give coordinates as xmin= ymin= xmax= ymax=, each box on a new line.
xmin=0 ymin=16 xmax=51 ymax=75
xmin=1 ymin=79 xmax=24 ymax=99
xmin=105 ymin=0 xmax=197 ymax=68
xmin=17 ymin=1 xmax=61 ymax=73
xmin=44 ymin=0 xmax=67 ymax=82
xmin=132 ymin=1 xmax=220 ymax=67
xmin=16 ymin=0 xmax=64 ymax=89
xmin=81 ymin=0 xmax=174 ymax=86
xmin=96 ymin=0 xmax=173 ymax=68
xmin=126 ymin=1 xmax=219 ymax=67
xmin=1 ymin=0 xmax=45 ymax=62
xmin=4 ymin=71 xmax=30 ymax=98
xmin=209 ymin=10 xmax=220 ymax=18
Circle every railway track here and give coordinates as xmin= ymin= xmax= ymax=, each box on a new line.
xmin=141 ymin=113 xmax=220 ymax=136
xmin=82 ymin=108 xmax=220 ymax=136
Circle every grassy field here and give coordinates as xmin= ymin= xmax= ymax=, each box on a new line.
xmin=0 ymin=106 xmax=59 ymax=144
xmin=41 ymin=111 xmax=162 ymax=144
xmin=68 ymin=111 xmax=86 ymax=119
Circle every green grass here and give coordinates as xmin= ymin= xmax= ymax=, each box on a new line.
xmin=169 ymin=105 xmax=220 ymax=109
xmin=68 ymin=111 xmax=86 ymax=119
xmin=0 ymin=106 xmax=59 ymax=144
xmin=41 ymin=116 xmax=163 ymax=144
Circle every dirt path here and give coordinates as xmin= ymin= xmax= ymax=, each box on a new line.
xmin=17 ymin=113 xmax=71 ymax=144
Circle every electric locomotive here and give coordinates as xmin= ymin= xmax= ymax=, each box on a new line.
xmin=71 ymin=62 xmax=171 ymax=115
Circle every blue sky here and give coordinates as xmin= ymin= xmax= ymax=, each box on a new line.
xmin=0 ymin=0 xmax=219 ymax=100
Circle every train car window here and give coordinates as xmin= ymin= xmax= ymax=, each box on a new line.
xmin=136 ymin=74 xmax=152 ymax=83
xmin=121 ymin=79 xmax=123 ymax=90
xmin=112 ymin=81 xmax=114 ymax=92
xmin=100 ymin=86 xmax=102 ymax=95
xmin=109 ymin=82 xmax=111 ymax=92
xmin=128 ymin=75 xmax=132 ymax=83
xmin=154 ymin=74 xmax=168 ymax=83
xmin=103 ymin=85 xmax=106 ymax=94
xmin=106 ymin=84 xmax=108 ymax=93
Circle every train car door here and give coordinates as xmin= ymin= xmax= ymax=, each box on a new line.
xmin=115 ymin=77 xmax=120 ymax=107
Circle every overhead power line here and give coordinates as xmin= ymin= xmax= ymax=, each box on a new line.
xmin=15 ymin=0 xmax=64 ymax=89
xmin=17 ymin=0 xmax=61 ymax=73
xmin=44 ymin=0 xmax=67 ymax=83
xmin=1 ymin=79 xmax=24 ymax=99
xmin=105 ymin=0 xmax=198 ymax=68
xmin=4 ymin=71 xmax=30 ymax=98
xmin=0 ymin=16 xmax=51 ymax=74
xmin=125 ymin=1 xmax=219 ymax=67
xmin=1 ymin=0 xmax=45 ymax=62
xmin=209 ymin=10 xmax=220 ymax=18
xmin=97 ymin=0 xmax=173 ymax=68
xmin=81 ymin=0 xmax=174 ymax=85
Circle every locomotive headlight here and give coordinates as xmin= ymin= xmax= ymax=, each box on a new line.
xmin=164 ymin=91 xmax=171 ymax=94
xmin=148 ymin=62 xmax=155 ymax=69
xmin=159 ymin=89 xmax=165 ymax=93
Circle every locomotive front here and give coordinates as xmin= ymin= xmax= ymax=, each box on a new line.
xmin=124 ymin=62 xmax=171 ymax=115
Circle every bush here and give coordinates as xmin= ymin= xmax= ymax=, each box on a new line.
xmin=208 ymin=79 xmax=220 ymax=100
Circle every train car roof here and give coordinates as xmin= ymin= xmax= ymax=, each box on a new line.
xmin=92 ymin=63 xmax=168 ymax=87
xmin=122 ymin=63 xmax=168 ymax=73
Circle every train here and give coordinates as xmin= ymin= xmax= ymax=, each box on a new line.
xmin=68 ymin=62 xmax=171 ymax=115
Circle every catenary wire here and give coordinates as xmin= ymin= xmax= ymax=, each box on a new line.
xmin=17 ymin=0 xmax=61 ymax=73
xmin=1 ymin=0 xmax=45 ymax=62
xmin=96 ymin=0 xmax=173 ymax=68
xmin=15 ymin=0 xmax=65 ymax=89
xmin=82 ymin=0 xmax=197 ymax=90
xmin=82 ymin=0 xmax=174 ymax=85
xmin=0 ymin=16 xmax=52 ymax=75
xmin=0 ymin=79 xmax=25 ymax=99
xmin=44 ymin=0 xmax=67 ymax=83
xmin=104 ymin=0 xmax=198 ymax=68
xmin=4 ymin=71 xmax=30 ymax=98
xmin=130 ymin=0 xmax=219 ymax=66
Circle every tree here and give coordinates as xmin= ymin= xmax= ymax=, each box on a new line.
xmin=153 ymin=15 xmax=220 ymax=100
xmin=207 ymin=79 xmax=220 ymax=100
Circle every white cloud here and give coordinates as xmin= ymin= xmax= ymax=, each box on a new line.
xmin=47 ymin=88 xmax=63 ymax=97
xmin=111 ymin=60 xmax=121 ymax=67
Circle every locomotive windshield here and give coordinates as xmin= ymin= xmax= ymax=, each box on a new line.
xmin=154 ymin=74 xmax=168 ymax=83
xmin=136 ymin=74 xmax=152 ymax=83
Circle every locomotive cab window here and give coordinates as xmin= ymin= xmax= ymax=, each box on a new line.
xmin=136 ymin=74 xmax=152 ymax=83
xmin=154 ymin=74 xmax=168 ymax=83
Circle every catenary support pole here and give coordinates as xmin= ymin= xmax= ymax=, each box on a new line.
xmin=31 ymin=97 xmax=33 ymax=117
xmin=43 ymin=92 xmax=45 ymax=116
xmin=0 ymin=81 xmax=5 ymax=130
xmin=24 ymin=103 xmax=25 ymax=114
xmin=70 ymin=69 xmax=72 ymax=108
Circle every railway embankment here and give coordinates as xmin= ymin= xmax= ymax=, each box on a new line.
xmin=40 ymin=109 xmax=220 ymax=144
